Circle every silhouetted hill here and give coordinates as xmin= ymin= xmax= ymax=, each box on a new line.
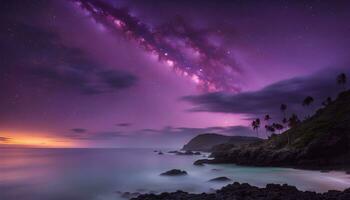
xmin=197 ymin=90 xmax=350 ymax=170
xmin=182 ymin=133 xmax=261 ymax=152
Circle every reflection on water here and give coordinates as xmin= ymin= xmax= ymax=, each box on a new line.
xmin=0 ymin=148 xmax=349 ymax=200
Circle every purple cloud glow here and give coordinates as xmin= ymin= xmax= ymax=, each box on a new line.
xmin=0 ymin=0 xmax=349 ymax=147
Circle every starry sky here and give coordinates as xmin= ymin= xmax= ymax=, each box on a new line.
xmin=0 ymin=0 xmax=349 ymax=148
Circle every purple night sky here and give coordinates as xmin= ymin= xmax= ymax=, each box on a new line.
xmin=0 ymin=0 xmax=349 ymax=148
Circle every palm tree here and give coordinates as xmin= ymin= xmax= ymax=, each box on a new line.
xmin=266 ymin=125 xmax=275 ymax=136
xmin=264 ymin=125 xmax=268 ymax=136
xmin=280 ymin=104 xmax=287 ymax=115
xmin=272 ymin=123 xmax=284 ymax=133
xmin=280 ymin=104 xmax=287 ymax=118
xmin=255 ymin=118 xmax=261 ymax=137
xmin=264 ymin=114 xmax=271 ymax=138
xmin=288 ymin=114 xmax=300 ymax=128
xmin=302 ymin=96 xmax=314 ymax=118
xmin=285 ymin=114 xmax=300 ymax=146
xmin=322 ymin=97 xmax=332 ymax=107
xmin=282 ymin=117 xmax=288 ymax=124
xmin=302 ymin=96 xmax=314 ymax=106
xmin=251 ymin=120 xmax=257 ymax=136
xmin=280 ymin=104 xmax=287 ymax=127
xmin=326 ymin=97 xmax=332 ymax=104
xmin=251 ymin=118 xmax=261 ymax=137
xmin=337 ymin=73 xmax=347 ymax=90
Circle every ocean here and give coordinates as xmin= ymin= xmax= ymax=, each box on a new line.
xmin=0 ymin=148 xmax=349 ymax=200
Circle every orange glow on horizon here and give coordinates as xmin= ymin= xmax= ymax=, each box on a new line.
xmin=0 ymin=131 xmax=74 ymax=148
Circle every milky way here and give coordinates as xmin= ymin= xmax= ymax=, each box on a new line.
xmin=2 ymin=0 xmax=349 ymax=148
xmin=71 ymin=0 xmax=242 ymax=92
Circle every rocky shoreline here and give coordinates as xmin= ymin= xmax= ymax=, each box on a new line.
xmin=131 ymin=182 xmax=350 ymax=200
xmin=193 ymin=147 xmax=350 ymax=171
xmin=132 ymin=91 xmax=350 ymax=199
xmin=194 ymin=91 xmax=350 ymax=171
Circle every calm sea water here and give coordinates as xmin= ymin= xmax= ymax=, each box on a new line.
xmin=0 ymin=148 xmax=349 ymax=200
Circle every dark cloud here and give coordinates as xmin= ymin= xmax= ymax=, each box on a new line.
xmin=138 ymin=125 xmax=255 ymax=137
xmin=183 ymin=68 xmax=350 ymax=120
xmin=71 ymin=128 xmax=87 ymax=133
xmin=0 ymin=20 xmax=138 ymax=96
xmin=65 ymin=130 xmax=126 ymax=140
xmin=99 ymin=71 xmax=137 ymax=90
xmin=116 ymin=123 xmax=131 ymax=127
xmin=28 ymin=65 xmax=138 ymax=95
xmin=63 ymin=125 xmax=254 ymax=143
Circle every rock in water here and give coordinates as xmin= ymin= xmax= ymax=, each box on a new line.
xmin=193 ymin=159 xmax=216 ymax=166
xmin=168 ymin=150 xmax=202 ymax=155
xmin=160 ymin=169 xmax=187 ymax=176
xmin=167 ymin=150 xmax=179 ymax=154
xmin=208 ymin=176 xmax=232 ymax=182
xmin=177 ymin=150 xmax=201 ymax=155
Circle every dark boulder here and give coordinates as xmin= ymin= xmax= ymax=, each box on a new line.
xmin=193 ymin=159 xmax=214 ymax=166
xmin=168 ymin=150 xmax=179 ymax=154
xmin=208 ymin=176 xmax=231 ymax=182
xmin=160 ymin=169 xmax=187 ymax=176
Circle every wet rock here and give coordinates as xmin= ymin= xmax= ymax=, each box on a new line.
xmin=168 ymin=150 xmax=179 ymax=154
xmin=193 ymin=159 xmax=217 ymax=166
xmin=208 ymin=176 xmax=231 ymax=182
xmin=168 ymin=150 xmax=201 ymax=155
xmin=131 ymin=182 xmax=350 ymax=200
xmin=160 ymin=169 xmax=187 ymax=176
xmin=178 ymin=151 xmax=201 ymax=155
xmin=121 ymin=192 xmax=141 ymax=199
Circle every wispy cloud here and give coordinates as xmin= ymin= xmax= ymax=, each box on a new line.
xmin=0 ymin=137 xmax=11 ymax=143
xmin=182 ymin=68 xmax=350 ymax=120
xmin=1 ymin=22 xmax=138 ymax=96
xmin=138 ymin=125 xmax=254 ymax=137
xmin=116 ymin=123 xmax=132 ymax=127
xmin=71 ymin=128 xmax=87 ymax=133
